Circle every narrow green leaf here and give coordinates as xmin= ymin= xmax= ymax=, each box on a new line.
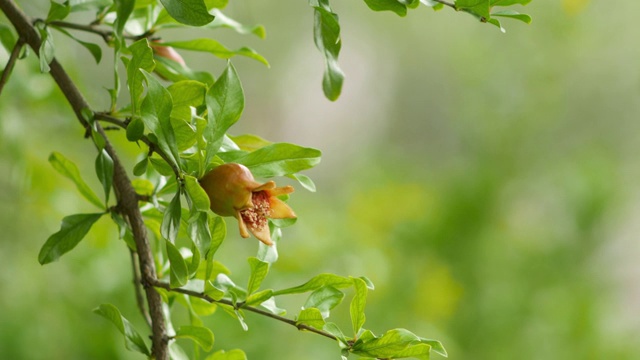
xmin=167 ymin=240 xmax=189 ymax=287
xmin=312 ymin=2 xmax=344 ymax=100
xmin=46 ymin=0 xmax=71 ymax=22
xmin=350 ymin=277 xmax=367 ymax=336
xmin=351 ymin=328 xmax=424 ymax=358
xmin=184 ymin=175 xmax=210 ymax=212
xmin=204 ymin=62 xmax=244 ymax=164
xmin=140 ymin=70 xmax=181 ymax=170
xmin=229 ymin=134 xmax=272 ymax=152
xmin=175 ymin=325 xmax=215 ymax=351
xmin=94 ymin=303 xmax=150 ymax=355
xmin=208 ymin=9 xmax=266 ymax=38
xmin=188 ymin=242 xmax=202 ymax=276
xmin=296 ymin=308 xmax=326 ymax=330
xmin=256 ymin=227 xmax=279 ymax=264
xmin=303 ymin=286 xmax=344 ymax=318
xmin=189 ymin=211 xmax=212 ymax=256
xmin=207 ymin=215 xmax=226 ymax=259
xmin=95 ymin=149 xmax=114 ymax=205
xmin=420 ymin=338 xmax=448 ymax=357
xmin=39 ymin=213 xmax=104 ymax=264
xmin=235 ymin=143 xmax=321 ymax=178
xmin=287 ymin=173 xmax=316 ymax=192
xmin=247 ymin=257 xmax=269 ymax=295
xmin=114 ymin=0 xmax=135 ymax=37
xmin=49 ymin=152 xmax=104 ymax=208
xmin=491 ymin=9 xmax=532 ymax=24
xmin=206 ymin=349 xmax=247 ymax=360
xmin=162 ymin=39 xmax=268 ymax=66
xmin=454 ymin=0 xmax=491 ymax=19
xmin=127 ymin=39 xmax=155 ymax=114
xmin=159 ymin=0 xmax=215 ymax=26
xmin=245 ymin=289 xmax=273 ymax=306
xmin=323 ymin=322 xmax=349 ymax=345
xmin=273 ymin=273 xmax=352 ymax=296
xmin=37 ymin=25 xmax=54 ymax=73
xmin=161 ymin=191 xmax=182 ymax=243
xmin=363 ymin=0 xmax=407 ymax=16
xmin=168 ymin=80 xmax=207 ymax=122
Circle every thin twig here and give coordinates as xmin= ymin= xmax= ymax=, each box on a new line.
xmin=130 ymin=249 xmax=152 ymax=328
xmin=432 ymin=0 xmax=455 ymax=9
xmin=150 ymin=280 xmax=340 ymax=342
xmin=0 ymin=37 xmax=24 ymax=96
xmin=48 ymin=20 xmax=113 ymax=42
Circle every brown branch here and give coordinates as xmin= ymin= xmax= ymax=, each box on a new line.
xmin=0 ymin=37 xmax=24 ymax=96
xmin=0 ymin=1 xmax=168 ymax=358
xmin=150 ymin=280 xmax=339 ymax=342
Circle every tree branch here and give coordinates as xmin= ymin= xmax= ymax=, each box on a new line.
xmin=150 ymin=280 xmax=339 ymax=342
xmin=0 ymin=1 xmax=168 ymax=358
xmin=0 ymin=37 xmax=24 ymax=96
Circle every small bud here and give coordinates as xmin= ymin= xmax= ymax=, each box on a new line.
xmin=151 ymin=41 xmax=186 ymax=66
xmin=199 ymin=163 xmax=296 ymax=245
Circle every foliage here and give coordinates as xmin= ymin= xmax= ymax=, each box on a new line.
xmin=0 ymin=0 xmax=533 ymax=359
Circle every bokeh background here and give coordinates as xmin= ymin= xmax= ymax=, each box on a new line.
xmin=2 ymin=0 xmax=640 ymax=359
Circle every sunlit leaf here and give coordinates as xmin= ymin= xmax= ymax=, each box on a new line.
xmin=235 ymin=143 xmax=321 ymax=178
xmin=161 ymin=190 xmax=182 ymax=243
xmin=95 ymin=149 xmax=114 ymax=205
xmin=175 ymin=325 xmax=215 ymax=351
xmin=38 ymin=213 xmax=104 ymax=264
xmin=161 ymin=39 xmax=268 ymax=66
xmin=363 ymin=0 xmax=407 ymax=16
xmin=206 ymin=349 xmax=247 ymax=360
xmin=127 ymin=39 xmax=155 ymax=114
xmin=296 ymin=308 xmax=326 ymax=330
xmin=247 ymin=257 xmax=269 ymax=295
xmin=159 ymin=0 xmax=215 ymax=26
xmin=94 ymin=303 xmax=150 ymax=355
xmin=273 ymin=273 xmax=352 ymax=296
xmin=350 ymin=277 xmax=367 ymax=336
xmin=303 ymin=286 xmax=344 ymax=318
xmin=167 ymin=239 xmax=189 ymax=287
xmin=49 ymin=152 xmax=104 ymax=208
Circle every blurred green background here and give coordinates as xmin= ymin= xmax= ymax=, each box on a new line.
xmin=2 ymin=0 xmax=640 ymax=359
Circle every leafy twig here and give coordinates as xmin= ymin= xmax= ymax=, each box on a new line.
xmin=150 ymin=280 xmax=340 ymax=342
xmin=0 ymin=1 xmax=169 ymax=358
xmin=94 ymin=112 xmax=182 ymax=180
xmin=0 ymin=37 xmax=24 ymax=96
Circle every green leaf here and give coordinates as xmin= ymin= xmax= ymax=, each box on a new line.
xmin=245 ymin=289 xmax=273 ymax=306
xmin=287 ymin=173 xmax=316 ymax=192
xmin=323 ymin=322 xmax=349 ymax=345
xmin=126 ymin=117 xmax=145 ymax=142
xmin=420 ymin=338 xmax=448 ymax=357
xmin=273 ymin=273 xmax=352 ymax=296
xmin=350 ymin=277 xmax=367 ymax=336
xmin=208 ymin=215 xmax=226 ymax=259
xmin=184 ymin=175 xmax=210 ymax=212
xmin=37 ymin=24 xmax=54 ymax=73
xmin=162 ymin=191 xmax=182 ymax=243
xmin=168 ymin=80 xmax=207 ymax=122
xmin=351 ymin=328 xmax=428 ymax=359
xmin=114 ymin=0 xmax=135 ymax=37
xmin=93 ymin=303 xmax=150 ymax=356
xmin=189 ymin=212 xmax=212 ymax=258
xmin=175 ymin=325 xmax=214 ymax=351
xmin=490 ymin=0 xmax=531 ymax=5
xmin=296 ymin=308 xmax=326 ymax=330
xmin=363 ymin=0 xmax=407 ymax=16
xmin=247 ymin=257 xmax=269 ymax=295
xmin=303 ymin=286 xmax=345 ymax=318
xmin=167 ymin=239 xmax=189 ymax=287
xmin=159 ymin=0 xmax=215 ymax=26
xmin=46 ymin=1 xmax=71 ymax=22
xmin=454 ymin=0 xmax=490 ymax=19
xmin=95 ymin=149 xmax=114 ymax=205
xmin=38 ymin=213 xmax=104 ymax=264
xmin=491 ymin=9 xmax=532 ymax=24
xmin=141 ymin=70 xmax=181 ymax=170
xmin=234 ymin=143 xmax=321 ymax=178
xmin=312 ymin=2 xmax=344 ymax=101
xmin=204 ymin=62 xmax=244 ymax=164
xmin=229 ymin=134 xmax=272 ymax=152
xmin=127 ymin=39 xmax=155 ymax=114
xmin=162 ymin=39 xmax=268 ymax=66
xmin=49 ymin=152 xmax=104 ymax=208
xmin=256 ymin=227 xmax=279 ymax=263
xmin=206 ymin=349 xmax=247 ymax=360
xmin=208 ymin=9 xmax=265 ymax=38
